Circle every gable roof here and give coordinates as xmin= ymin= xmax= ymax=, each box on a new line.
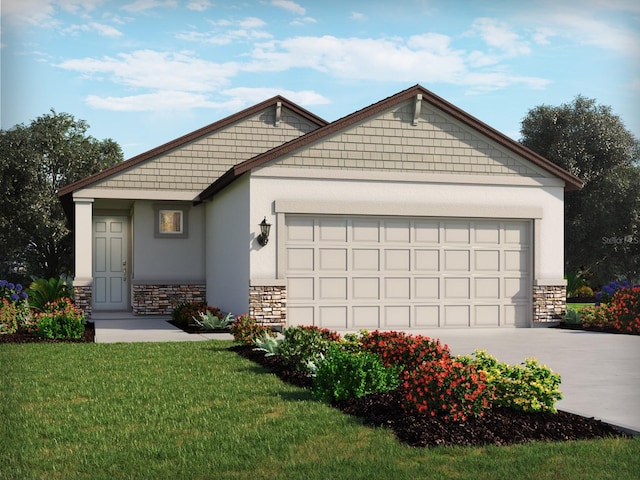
xmin=57 ymin=96 xmax=328 ymax=198
xmin=195 ymin=84 xmax=583 ymax=204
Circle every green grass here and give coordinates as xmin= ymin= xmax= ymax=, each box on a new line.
xmin=567 ymin=302 xmax=595 ymax=311
xmin=1 ymin=341 xmax=638 ymax=480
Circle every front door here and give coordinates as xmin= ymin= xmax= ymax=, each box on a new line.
xmin=93 ymin=216 xmax=128 ymax=310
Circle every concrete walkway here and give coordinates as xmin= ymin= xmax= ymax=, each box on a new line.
xmin=91 ymin=314 xmax=639 ymax=435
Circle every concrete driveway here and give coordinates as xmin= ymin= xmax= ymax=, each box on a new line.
xmin=92 ymin=314 xmax=639 ymax=434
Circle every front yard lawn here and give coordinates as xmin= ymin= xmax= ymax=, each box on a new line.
xmin=1 ymin=341 xmax=638 ymax=480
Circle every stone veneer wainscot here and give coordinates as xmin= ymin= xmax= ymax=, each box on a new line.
xmin=132 ymin=283 xmax=206 ymax=315
xmin=533 ymin=285 xmax=567 ymax=323
xmin=249 ymin=283 xmax=286 ymax=328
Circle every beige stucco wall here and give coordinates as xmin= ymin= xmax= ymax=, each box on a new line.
xmin=131 ymin=201 xmax=205 ymax=283
xmin=205 ymin=175 xmax=251 ymax=315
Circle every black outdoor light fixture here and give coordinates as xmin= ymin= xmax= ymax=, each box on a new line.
xmin=257 ymin=217 xmax=271 ymax=246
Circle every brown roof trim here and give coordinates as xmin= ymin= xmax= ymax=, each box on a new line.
xmin=57 ymin=96 xmax=328 ymax=197
xmin=195 ymin=85 xmax=583 ymax=203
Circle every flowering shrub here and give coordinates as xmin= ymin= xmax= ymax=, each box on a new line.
xmin=230 ymin=314 xmax=275 ymax=345
xmin=171 ymin=302 xmax=221 ymax=327
xmin=278 ymin=325 xmax=340 ymax=372
xmin=0 ymin=280 xmax=30 ymax=333
xmin=360 ymin=330 xmax=451 ymax=372
xmin=595 ymin=280 xmax=631 ymax=305
xmin=584 ymin=287 xmax=640 ymax=334
xmin=402 ymin=357 xmax=492 ymax=422
xmin=460 ymin=350 xmax=562 ymax=413
xmin=26 ymin=277 xmax=71 ymax=312
xmin=33 ymin=297 xmax=85 ymax=339
xmin=573 ymin=285 xmax=594 ymax=298
xmin=313 ymin=343 xmax=400 ymax=402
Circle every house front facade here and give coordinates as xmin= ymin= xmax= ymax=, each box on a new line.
xmin=59 ymin=85 xmax=582 ymax=330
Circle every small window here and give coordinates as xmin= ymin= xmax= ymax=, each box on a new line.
xmin=154 ymin=204 xmax=189 ymax=238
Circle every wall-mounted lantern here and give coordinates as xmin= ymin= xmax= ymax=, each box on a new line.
xmin=257 ymin=217 xmax=271 ymax=246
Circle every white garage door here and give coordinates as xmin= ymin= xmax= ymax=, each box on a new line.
xmin=285 ymin=215 xmax=531 ymax=329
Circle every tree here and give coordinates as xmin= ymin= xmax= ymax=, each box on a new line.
xmin=0 ymin=110 xmax=123 ymax=282
xmin=520 ymin=96 xmax=640 ymax=286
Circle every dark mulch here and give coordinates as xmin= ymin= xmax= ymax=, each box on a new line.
xmin=0 ymin=322 xmax=95 ymax=344
xmin=230 ymin=344 xmax=630 ymax=448
xmin=167 ymin=320 xmax=231 ymax=334
xmin=553 ymin=323 xmax=639 ymax=336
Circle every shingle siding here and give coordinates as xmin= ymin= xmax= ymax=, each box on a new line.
xmin=273 ymin=100 xmax=545 ymax=177
xmin=92 ymin=107 xmax=319 ymax=191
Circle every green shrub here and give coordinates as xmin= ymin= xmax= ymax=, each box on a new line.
xmin=573 ymin=285 xmax=594 ymax=298
xmin=0 ymin=299 xmax=20 ymax=334
xmin=402 ymin=357 xmax=492 ymax=422
xmin=278 ymin=326 xmax=340 ymax=372
xmin=312 ymin=343 xmax=400 ymax=403
xmin=585 ymin=287 xmax=640 ymax=333
xmin=580 ymin=305 xmax=615 ymax=330
xmin=26 ymin=277 xmax=71 ymax=312
xmin=192 ymin=311 xmax=233 ymax=330
xmin=34 ymin=297 xmax=85 ymax=340
xmin=564 ymin=308 xmax=582 ymax=325
xmin=171 ymin=302 xmax=220 ymax=327
xmin=230 ymin=314 xmax=275 ymax=345
xmin=460 ymin=350 xmax=563 ymax=413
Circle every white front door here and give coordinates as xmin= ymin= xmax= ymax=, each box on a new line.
xmin=93 ymin=216 xmax=129 ymax=310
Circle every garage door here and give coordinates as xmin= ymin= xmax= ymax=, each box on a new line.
xmin=285 ymin=215 xmax=531 ymax=329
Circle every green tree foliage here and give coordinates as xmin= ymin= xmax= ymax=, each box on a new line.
xmin=0 ymin=110 xmax=123 ymax=281
xmin=520 ymin=96 xmax=640 ymax=285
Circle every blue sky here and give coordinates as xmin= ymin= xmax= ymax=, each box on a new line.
xmin=2 ymin=0 xmax=639 ymax=159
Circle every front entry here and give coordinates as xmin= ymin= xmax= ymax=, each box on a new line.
xmin=93 ymin=216 xmax=129 ymax=310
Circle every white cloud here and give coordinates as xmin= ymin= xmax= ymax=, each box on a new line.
xmin=469 ymin=18 xmax=531 ymax=57
xmin=270 ymin=0 xmax=305 ymax=15
xmin=1 ymin=0 xmax=103 ymax=26
xmin=64 ymin=22 xmax=123 ymax=37
xmin=85 ymin=91 xmax=223 ymax=111
xmin=121 ymin=0 xmax=177 ymax=13
xmin=177 ymin=17 xmax=271 ymax=45
xmin=186 ymin=0 xmax=212 ymax=11
xmin=290 ymin=17 xmax=317 ymax=26
xmin=57 ymin=50 xmax=238 ymax=92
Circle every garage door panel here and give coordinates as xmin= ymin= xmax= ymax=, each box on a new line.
xmin=288 ymin=248 xmax=314 ymax=271
xmin=288 ymin=278 xmax=314 ymax=300
xmin=504 ymin=277 xmax=529 ymax=299
xmin=444 ymin=305 xmax=470 ymax=326
xmin=444 ymin=250 xmax=470 ymax=271
xmin=319 ymin=306 xmax=347 ymax=328
xmin=288 ymin=306 xmax=314 ymax=326
xmin=474 ymin=223 xmax=501 ymax=244
xmin=384 ymin=220 xmax=411 ymax=242
xmin=475 ymin=277 xmax=500 ymax=298
xmin=353 ymin=220 xmax=380 ymax=242
xmin=353 ymin=277 xmax=380 ymax=300
xmin=444 ymin=222 xmax=470 ymax=243
xmin=474 ymin=305 xmax=500 ymax=326
xmin=385 ymin=249 xmax=410 ymax=271
xmin=475 ymin=250 xmax=500 ymax=271
xmin=286 ymin=216 xmax=531 ymax=329
xmin=319 ymin=219 xmax=348 ymax=242
xmin=384 ymin=306 xmax=410 ymax=328
xmin=414 ymin=221 xmax=440 ymax=243
xmin=352 ymin=249 xmax=380 ymax=271
xmin=415 ymin=305 xmax=440 ymax=327
xmin=444 ymin=277 xmax=470 ymax=299
xmin=385 ymin=277 xmax=411 ymax=299
xmin=415 ymin=249 xmax=439 ymax=271
xmin=353 ymin=306 xmax=380 ymax=328
xmin=287 ymin=217 xmax=314 ymax=241
xmin=319 ymin=277 xmax=347 ymax=300
xmin=415 ymin=277 xmax=439 ymax=299
xmin=319 ymin=248 xmax=347 ymax=270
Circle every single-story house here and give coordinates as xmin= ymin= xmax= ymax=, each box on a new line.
xmin=59 ymin=84 xmax=583 ymax=329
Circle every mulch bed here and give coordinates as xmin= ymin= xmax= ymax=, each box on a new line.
xmin=167 ymin=320 xmax=231 ymax=334
xmin=553 ymin=323 xmax=639 ymax=336
xmin=0 ymin=322 xmax=95 ymax=343
xmin=230 ymin=344 xmax=631 ymax=448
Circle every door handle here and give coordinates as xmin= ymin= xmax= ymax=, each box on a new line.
xmin=122 ymin=260 xmax=127 ymax=281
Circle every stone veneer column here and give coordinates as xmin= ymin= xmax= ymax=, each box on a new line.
xmin=131 ymin=283 xmax=206 ymax=315
xmin=74 ymin=285 xmax=92 ymax=319
xmin=249 ymin=282 xmax=287 ymax=328
xmin=533 ymin=284 xmax=567 ymax=324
